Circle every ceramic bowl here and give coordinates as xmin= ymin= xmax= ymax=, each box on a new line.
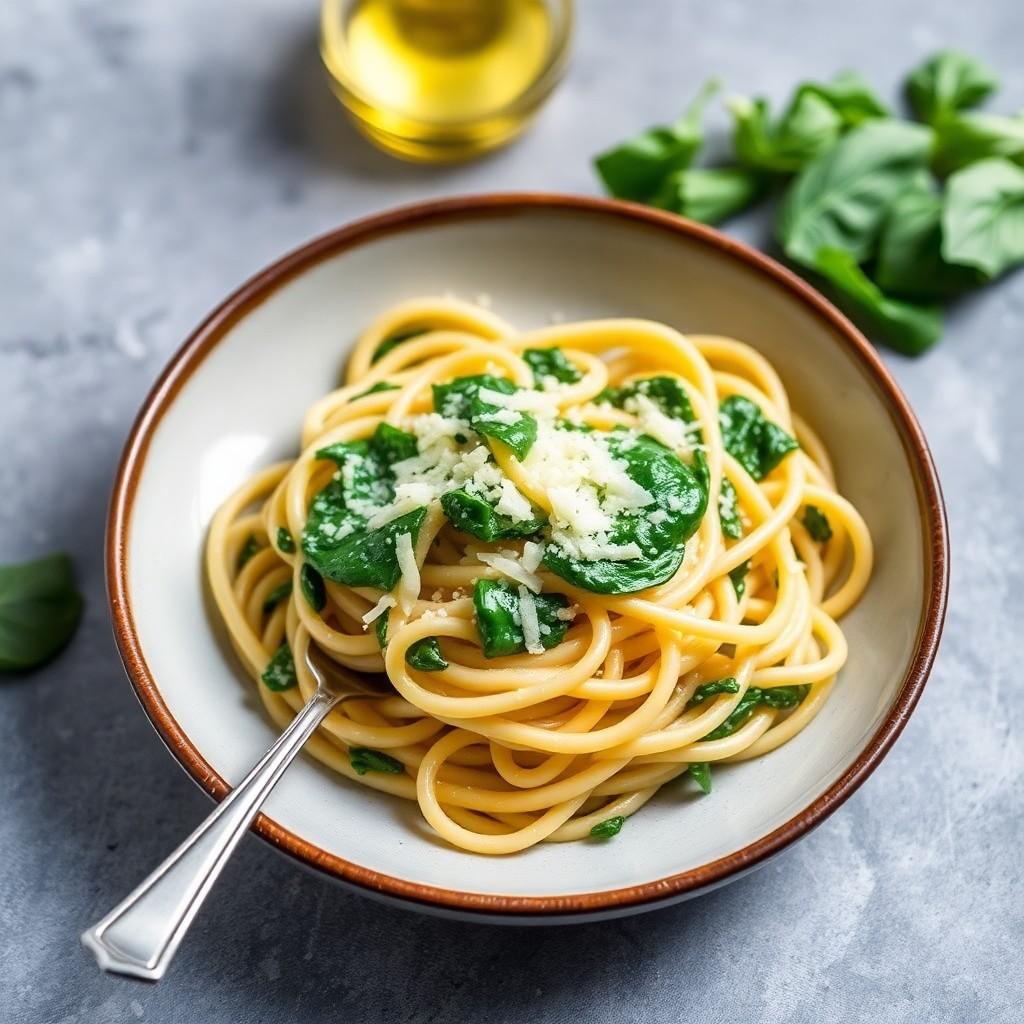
xmin=108 ymin=195 xmax=947 ymax=922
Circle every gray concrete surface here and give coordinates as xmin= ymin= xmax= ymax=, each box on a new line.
xmin=3 ymin=1 xmax=1023 ymax=1021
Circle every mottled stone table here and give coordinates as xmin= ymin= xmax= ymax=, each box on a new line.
xmin=3 ymin=1 xmax=1022 ymax=1021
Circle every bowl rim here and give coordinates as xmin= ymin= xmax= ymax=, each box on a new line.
xmin=107 ymin=193 xmax=948 ymax=918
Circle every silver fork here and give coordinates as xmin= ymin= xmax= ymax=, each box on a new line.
xmin=81 ymin=645 xmax=390 ymax=981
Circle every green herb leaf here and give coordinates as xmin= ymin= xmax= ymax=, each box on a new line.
xmin=933 ymin=112 xmax=1024 ymax=175
xmin=371 ymin=328 xmax=429 ymax=364
xmin=300 ymin=563 xmax=326 ymax=612
xmin=802 ymin=505 xmax=833 ymax=542
xmin=600 ymin=375 xmax=696 ymax=422
xmin=275 ymin=527 xmax=296 ymax=554
xmin=370 ymin=422 xmax=419 ymax=466
xmin=0 ymin=553 xmax=83 ymax=672
xmin=349 ymin=747 xmax=405 ymax=775
xmin=718 ymin=395 xmax=799 ymax=480
xmin=905 ymin=50 xmax=999 ymax=125
xmin=718 ymin=479 xmax=743 ymax=540
xmin=687 ymin=762 xmax=712 ymax=795
xmin=406 ymin=637 xmax=448 ymax=671
xmin=262 ymin=581 xmax=292 ymax=615
xmin=942 ymin=158 xmax=1024 ymax=278
xmin=686 ymin=677 xmax=741 ymax=707
xmin=523 ymin=347 xmax=581 ymax=386
xmin=441 ymin=489 xmax=546 ymax=542
xmin=652 ymin=166 xmax=765 ymax=225
xmin=236 ymin=534 xmax=260 ymax=570
xmin=352 ymin=381 xmax=401 ymax=401
xmin=730 ymin=90 xmax=842 ymax=173
xmin=260 ymin=642 xmax=297 ymax=691
xmin=814 ymin=247 xmax=944 ymax=356
xmin=433 ymin=373 xmax=510 ymax=419
xmin=469 ymin=388 xmax=537 ymax=461
xmin=701 ymin=685 xmax=808 ymax=741
xmin=778 ymin=119 xmax=934 ymax=268
xmin=875 ymin=186 xmax=986 ymax=299
xmin=589 ymin=816 xmax=625 ymax=839
xmin=803 ymin=71 xmax=890 ymax=127
xmin=729 ymin=560 xmax=750 ymax=599
xmin=593 ymin=79 xmax=719 ymax=201
xmin=472 ymin=579 xmax=571 ymax=658
xmin=374 ymin=609 xmax=389 ymax=650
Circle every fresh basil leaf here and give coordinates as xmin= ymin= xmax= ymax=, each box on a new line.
xmin=814 ymin=247 xmax=944 ymax=355
xmin=803 ymin=71 xmax=889 ymax=127
xmin=686 ymin=677 xmax=741 ymax=707
xmin=729 ymin=560 xmax=750 ymax=599
xmin=307 ymin=508 xmax=427 ymax=590
xmin=593 ymin=79 xmax=719 ymax=201
xmin=701 ymin=685 xmax=808 ymax=741
xmin=932 ymin=112 xmax=1024 ymax=175
xmin=778 ymin=120 xmax=934 ymax=268
xmin=371 ymin=328 xmax=429 ymax=364
xmin=300 ymin=563 xmax=326 ymax=612
xmin=942 ymin=158 xmax=1024 ymax=278
xmin=262 ymin=581 xmax=292 ymax=614
xmin=236 ymin=534 xmax=260 ymax=570
xmin=261 ymin=642 xmax=297 ymax=691
xmin=652 ymin=167 xmax=765 ymax=224
xmin=523 ymin=347 xmax=581 ymax=386
xmin=440 ymin=489 xmax=546 ymax=542
xmin=802 ymin=505 xmax=833 ymax=542
xmin=352 ymin=381 xmax=400 ymax=401
xmin=0 ymin=553 xmax=83 ymax=672
xmin=406 ymin=637 xmax=448 ymax=672
xmin=718 ymin=479 xmax=742 ymax=540
xmin=349 ymin=747 xmax=405 ymax=775
xmin=730 ymin=90 xmax=842 ymax=173
xmin=875 ymin=186 xmax=986 ymax=299
xmin=472 ymin=579 xmax=571 ymax=658
xmin=275 ymin=527 xmax=296 ymax=554
xmin=687 ymin=762 xmax=712 ymax=795
xmin=905 ymin=50 xmax=999 ymax=125
xmin=718 ymin=395 xmax=799 ymax=480
xmin=589 ymin=816 xmax=625 ymax=839
xmin=470 ymin=389 xmax=537 ymax=460
xmin=542 ymin=434 xmax=707 ymax=595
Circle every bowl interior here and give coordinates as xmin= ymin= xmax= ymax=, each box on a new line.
xmin=124 ymin=204 xmax=933 ymax=904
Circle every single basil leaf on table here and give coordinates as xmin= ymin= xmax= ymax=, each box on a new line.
xmin=236 ymin=534 xmax=260 ymax=570
xmin=260 ymin=642 xmax=297 ymax=691
xmin=802 ymin=71 xmax=890 ymax=127
xmin=593 ymin=79 xmax=719 ymax=201
xmin=941 ymin=158 xmax=1024 ymax=279
xmin=718 ymin=395 xmax=799 ymax=480
xmin=652 ymin=167 xmax=765 ymax=225
xmin=730 ymin=90 xmax=842 ymax=173
xmin=371 ymin=327 xmax=429 ymax=364
xmin=905 ymin=50 xmax=999 ymax=125
xmin=275 ymin=527 xmax=296 ymax=553
xmin=300 ymin=563 xmax=326 ymax=612
xmin=875 ymin=186 xmax=987 ymax=299
xmin=777 ymin=119 xmax=934 ymax=268
xmin=0 ymin=553 xmax=83 ymax=672
xmin=589 ymin=816 xmax=625 ymax=839
xmin=687 ymin=762 xmax=712 ymax=795
xmin=523 ymin=347 xmax=581 ymax=386
xmin=718 ymin=479 xmax=743 ymax=539
xmin=541 ymin=433 xmax=708 ymax=595
xmin=472 ymin=579 xmax=571 ymax=658
xmin=262 ymin=580 xmax=292 ymax=614
xmin=349 ymin=747 xmax=405 ymax=775
xmin=932 ymin=112 xmax=1024 ymax=175
xmin=801 ymin=505 xmax=833 ymax=542
xmin=406 ymin=637 xmax=448 ymax=672
xmin=440 ymin=489 xmax=546 ymax=542
xmin=814 ymin=247 xmax=944 ymax=356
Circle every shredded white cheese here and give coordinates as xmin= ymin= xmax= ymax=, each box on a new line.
xmin=517 ymin=585 xmax=544 ymax=654
xmin=478 ymin=549 xmax=543 ymax=593
xmin=361 ymin=593 xmax=396 ymax=625
xmin=395 ymin=533 xmax=419 ymax=613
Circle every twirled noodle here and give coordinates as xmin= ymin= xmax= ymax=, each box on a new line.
xmin=206 ymin=296 xmax=872 ymax=854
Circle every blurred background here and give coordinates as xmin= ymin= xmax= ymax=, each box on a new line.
xmin=3 ymin=1 xmax=1022 ymax=1022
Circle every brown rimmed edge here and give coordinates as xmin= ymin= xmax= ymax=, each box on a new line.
xmin=107 ymin=193 xmax=949 ymax=918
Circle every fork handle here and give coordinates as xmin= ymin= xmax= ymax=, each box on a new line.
xmin=81 ymin=687 xmax=340 ymax=981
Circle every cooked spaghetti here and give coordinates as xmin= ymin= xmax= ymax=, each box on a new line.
xmin=206 ymin=296 xmax=872 ymax=854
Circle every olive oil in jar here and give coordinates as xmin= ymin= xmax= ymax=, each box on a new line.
xmin=321 ymin=0 xmax=572 ymax=162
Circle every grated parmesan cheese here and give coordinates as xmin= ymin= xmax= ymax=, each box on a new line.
xmin=362 ymin=593 xmax=396 ymax=625
xmin=517 ymin=585 xmax=544 ymax=654
xmin=478 ymin=549 xmax=543 ymax=593
xmin=395 ymin=533 xmax=420 ymax=613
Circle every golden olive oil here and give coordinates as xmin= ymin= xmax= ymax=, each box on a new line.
xmin=321 ymin=0 xmax=571 ymax=162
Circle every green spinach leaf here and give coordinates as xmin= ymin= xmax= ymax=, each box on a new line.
xmin=472 ymin=579 xmax=571 ymax=658
xmin=599 ymin=376 xmax=696 ymax=422
xmin=802 ymin=505 xmax=833 ymax=542
xmin=262 ymin=581 xmax=292 ymax=614
xmin=275 ymin=527 xmax=296 ymax=554
xmin=652 ymin=167 xmax=764 ymax=224
xmin=0 ymin=553 xmax=83 ymax=672
xmin=729 ymin=560 xmax=750 ymax=599
xmin=730 ymin=90 xmax=842 ymax=173
xmin=593 ymin=79 xmax=718 ymax=201
xmin=523 ymin=347 xmax=581 ymax=386
xmin=905 ymin=50 xmax=999 ymax=125
xmin=815 ymin=247 xmax=944 ymax=355
xmin=469 ymin=388 xmax=537 ymax=460
xmin=718 ymin=395 xmax=799 ymax=480
xmin=352 ymin=381 xmax=400 ymax=401
xmin=300 ymin=563 xmax=326 ymax=611
xmin=803 ymin=71 xmax=890 ymax=127
xmin=406 ymin=637 xmax=448 ymax=671
xmin=441 ymin=489 xmax=545 ymax=542
xmin=261 ymin=642 xmax=297 ymax=691
xmin=686 ymin=677 xmax=741 ymax=707
xmin=236 ymin=534 xmax=260 ymax=570
xmin=349 ymin=747 xmax=405 ymax=775
xmin=718 ymin=479 xmax=742 ymax=540
xmin=590 ymin=816 xmax=625 ymax=839
xmin=372 ymin=328 xmax=429 ymax=364
xmin=933 ymin=112 xmax=1024 ymax=174
xmin=702 ymin=685 xmax=808 ymax=740
xmin=687 ymin=762 xmax=712 ymax=795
